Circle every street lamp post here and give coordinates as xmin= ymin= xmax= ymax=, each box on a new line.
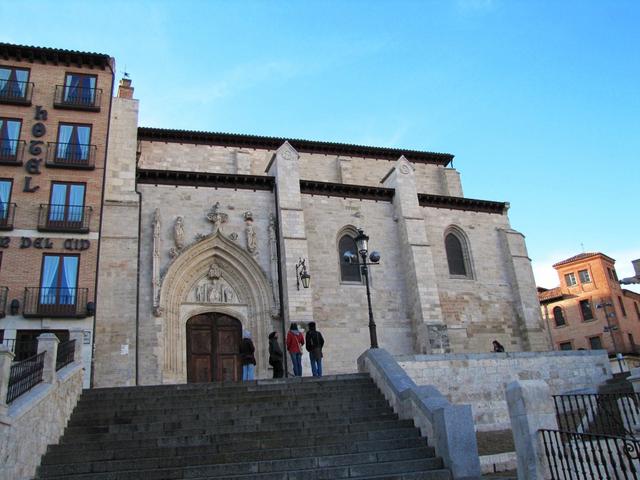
xmin=596 ymin=300 xmax=624 ymax=373
xmin=345 ymin=228 xmax=381 ymax=349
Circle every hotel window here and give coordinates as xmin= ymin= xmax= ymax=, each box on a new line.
xmin=0 ymin=118 xmax=21 ymax=162
xmin=635 ymin=302 xmax=640 ymax=320
xmin=553 ymin=306 xmax=566 ymax=327
xmin=607 ymin=267 xmax=614 ymax=280
xmin=338 ymin=234 xmax=361 ymax=283
xmin=48 ymin=182 xmax=86 ymax=226
xmin=564 ymin=272 xmax=577 ymax=287
xmin=580 ymin=299 xmax=594 ymax=321
xmin=56 ymin=123 xmax=91 ymax=163
xmin=588 ymin=336 xmax=603 ymax=350
xmin=559 ymin=342 xmax=573 ymax=351
xmin=39 ymin=254 xmax=79 ymax=308
xmin=618 ymin=296 xmax=627 ymax=317
xmin=62 ymin=73 xmax=96 ymax=107
xmin=578 ymin=269 xmax=591 ymax=284
xmin=0 ymin=178 xmax=13 ymax=225
xmin=0 ymin=66 xmax=29 ymax=102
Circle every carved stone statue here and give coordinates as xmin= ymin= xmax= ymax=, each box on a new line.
xmin=206 ymin=202 xmax=228 ymax=235
xmin=152 ymin=209 xmax=162 ymax=316
xmin=208 ymin=261 xmax=222 ymax=280
xmin=244 ymin=211 xmax=258 ymax=254
xmin=174 ymin=216 xmax=185 ymax=250
xmin=268 ymin=213 xmax=280 ymax=317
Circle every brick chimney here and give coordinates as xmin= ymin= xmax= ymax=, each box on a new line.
xmin=118 ymin=77 xmax=134 ymax=99
xmin=633 ymin=259 xmax=640 ymax=277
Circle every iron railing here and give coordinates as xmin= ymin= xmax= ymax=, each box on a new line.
xmin=0 ymin=202 xmax=16 ymax=230
xmin=553 ymin=393 xmax=640 ymax=438
xmin=0 ymin=286 xmax=7 ymax=317
xmin=0 ymin=80 xmax=33 ymax=105
xmin=37 ymin=204 xmax=92 ymax=233
xmin=53 ymin=85 xmax=102 ymax=111
xmin=55 ymin=339 xmax=76 ymax=371
xmin=23 ymin=287 xmax=89 ymax=318
xmin=0 ymin=139 xmax=25 ymax=164
xmin=541 ymin=429 xmax=640 ymax=480
xmin=6 ymin=351 xmax=45 ymax=404
xmin=45 ymin=142 xmax=96 ymax=169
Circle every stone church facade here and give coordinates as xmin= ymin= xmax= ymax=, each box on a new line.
xmin=93 ymin=82 xmax=548 ymax=387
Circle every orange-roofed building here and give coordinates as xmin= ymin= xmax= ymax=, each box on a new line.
xmin=538 ymin=252 xmax=640 ymax=355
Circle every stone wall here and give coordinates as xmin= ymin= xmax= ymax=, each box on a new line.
xmin=397 ymin=350 xmax=612 ymax=431
xmin=0 ymin=365 xmax=83 ymax=480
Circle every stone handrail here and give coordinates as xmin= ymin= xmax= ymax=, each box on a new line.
xmin=358 ymin=348 xmax=481 ymax=480
xmin=0 ymin=331 xmax=84 ymax=480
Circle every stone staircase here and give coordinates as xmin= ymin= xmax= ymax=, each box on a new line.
xmin=35 ymin=373 xmax=452 ymax=479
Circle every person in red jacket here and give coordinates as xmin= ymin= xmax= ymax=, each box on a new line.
xmin=286 ymin=322 xmax=305 ymax=376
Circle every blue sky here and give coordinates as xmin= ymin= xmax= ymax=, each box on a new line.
xmin=2 ymin=0 xmax=638 ymax=290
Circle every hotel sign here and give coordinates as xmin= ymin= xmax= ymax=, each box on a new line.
xmin=0 ymin=237 xmax=91 ymax=250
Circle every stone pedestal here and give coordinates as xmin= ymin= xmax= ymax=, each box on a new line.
xmin=0 ymin=347 xmax=14 ymax=418
xmin=37 ymin=333 xmax=60 ymax=385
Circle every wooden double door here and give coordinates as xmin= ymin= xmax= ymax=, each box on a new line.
xmin=186 ymin=313 xmax=242 ymax=383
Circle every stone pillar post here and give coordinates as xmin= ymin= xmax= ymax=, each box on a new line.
xmin=37 ymin=333 xmax=60 ymax=385
xmin=69 ymin=330 xmax=84 ymax=366
xmin=266 ymin=142 xmax=314 ymax=326
xmin=506 ymin=380 xmax=557 ymax=480
xmin=499 ymin=228 xmax=549 ymax=351
xmin=629 ymin=368 xmax=640 ymax=395
xmin=381 ymin=156 xmax=446 ymax=353
xmin=0 ymin=346 xmax=14 ymax=417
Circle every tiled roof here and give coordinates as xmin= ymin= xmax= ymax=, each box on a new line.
xmin=552 ymin=252 xmax=615 ymax=268
xmin=538 ymin=287 xmax=564 ymax=303
xmin=0 ymin=42 xmax=112 ymax=69
xmin=137 ymin=127 xmax=454 ymax=166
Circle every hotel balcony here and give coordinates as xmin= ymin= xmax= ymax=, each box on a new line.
xmin=0 ymin=140 xmax=25 ymax=165
xmin=53 ymin=85 xmax=102 ymax=112
xmin=46 ymin=142 xmax=96 ymax=169
xmin=37 ymin=204 xmax=92 ymax=233
xmin=0 ymin=203 xmax=16 ymax=231
xmin=0 ymin=81 xmax=33 ymax=106
xmin=23 ymin=287 xmax=89 ymax=318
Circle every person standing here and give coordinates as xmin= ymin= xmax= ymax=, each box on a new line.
xmin=305 ymin=322 xmax=325 ymax=377
xmin=239 ymin=330 xmax=256 ymax=380
xmin=286 ymin=323 xmax=304 ymax=376
xmin=268 ymin=331 xmax=284 ymax=378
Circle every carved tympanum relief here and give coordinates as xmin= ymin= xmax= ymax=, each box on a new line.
xmin=189 ymin=260 xmax=239 ymax=304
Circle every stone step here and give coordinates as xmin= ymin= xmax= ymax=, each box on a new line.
xmin=62 ymin=418 xmax=416 ymax=444
xmin=67 ymin=404 xmax=397 ymax=429
xmin=42 ymin=435 xmax=428 ymax=467
xmin=39 ymin=445 xmax=435 ymax=477
xmin=56 ymin=423 xmax=421 ymax=450
xmin=38 ymin=456 xmax=447 ymax=480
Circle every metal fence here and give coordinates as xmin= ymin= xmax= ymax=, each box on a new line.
xmin=553 ymin=393 xmax=640 ymax=438
xmin=6 ymin=351 xmax=45 ymax=404
xmin=55 ymin=339 xmax=75 ymax=371
xmin=541 ymin=429 xmax=640 ymax=480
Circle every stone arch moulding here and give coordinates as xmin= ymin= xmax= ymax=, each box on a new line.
xmin=158 ymin=232 xmax=273 ymax=383
xmin=336 ymin=224 xmax=362 ymax=284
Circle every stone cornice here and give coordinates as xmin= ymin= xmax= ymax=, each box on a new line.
xmin=137 ymin=127 xmax=454 ymax=166
xmin=418 ymin=194 xmax=507 ymax=215
xmin=136 ymin=169 xmax=274 ymax=191
xmin=300 ymin=180 xmax=395 ymax=202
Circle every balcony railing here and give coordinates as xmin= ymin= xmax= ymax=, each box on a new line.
xmin=0 ymin=286 xmax=7 ymax=318
xmin=0 ymin=80 xmax=33 ymax=105
xmin=53 ymin=85 xmax=102 ymax=111
xmin=6 ymin=351 xmax=45 ymax=404
xmin=37 ymin=204 xmax=92 ymax=233
xmin=0 ymin=339 xmax=39 ymax=362
xmin=23 ymin=287 xmax=89 ymax=318
xmin=0 ymin=140 xmax=25 ymax=165
xmin=46 ymin=142 xmax=96 ymax=169
xmin=0 ymin=203 xmax=16 ymax=231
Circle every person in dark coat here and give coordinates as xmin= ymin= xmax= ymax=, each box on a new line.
xmin=239 ymin=330 xmax=256 ymax=380
xmin=305 ymin=322 xmax=325 ymax=377
xmin=268 ymin=331 xmax=284 ymax=378
xmin=492 ymin=340 xmax=505 ymax=353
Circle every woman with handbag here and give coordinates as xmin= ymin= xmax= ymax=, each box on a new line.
xmin=286 ymin=322 xmax=305 ymax=376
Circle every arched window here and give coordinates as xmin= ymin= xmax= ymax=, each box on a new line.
xmin=553 ymin=306 xmax=566 ymax=327
xmin=338 ymin=234 xmax=361 ymax=282
xmin=444 ymin=227 xmax=473 ymax=278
